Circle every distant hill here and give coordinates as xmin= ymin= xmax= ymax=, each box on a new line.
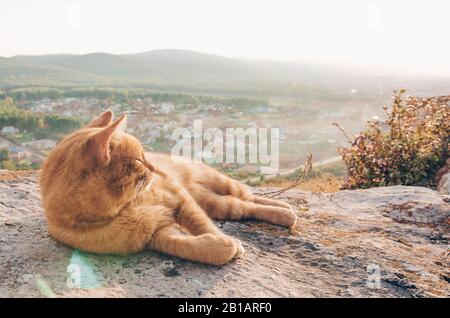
xmin=5 ymin=49 xmax=335 ymax=86
xmin=2 ymin=49 xmax=450 ymax=97
xmin=13 ymin=53 xmax=160 ymax=78
xmin=0 ymin=56 xmax=112 ymax=87
xmin=126 ymin=49 xmax=259 ymax=81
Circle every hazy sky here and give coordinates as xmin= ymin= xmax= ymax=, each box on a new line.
xmin=2 ymin=0 xmax=450 ymax=75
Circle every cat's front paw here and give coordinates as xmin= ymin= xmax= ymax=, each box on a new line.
xmin=217 ymin=236 xmax=245 ymax=264
xmin=202 ymin=234 xmax=244 ymax=265
xmin=232 ymin=238 xmax=245 ymax=259
xmin=273 ymin=207 xmax=298 ymax=228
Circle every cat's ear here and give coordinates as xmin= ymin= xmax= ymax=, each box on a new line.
xmin=87 ymin=115 xmax=127 ymax=166
xmin=85 ymin=110 xmax=113 ymax=128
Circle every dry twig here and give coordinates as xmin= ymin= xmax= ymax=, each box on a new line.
xmin=332 ymin=122 xmax=352 ymax=144
xmin=261 ymin=153 xmax=313 ymax=198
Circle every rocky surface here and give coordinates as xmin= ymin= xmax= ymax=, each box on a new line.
xmin=437 ymin=160 xmax=450 ymax=195
xmin=0 ymin=170 xmax=448 ymax=298
xmin=438 ymin=173 xmax=450 ymax=195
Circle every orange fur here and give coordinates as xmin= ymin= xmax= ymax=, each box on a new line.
xmin=39 ymin=111 xmax=297 ymax=265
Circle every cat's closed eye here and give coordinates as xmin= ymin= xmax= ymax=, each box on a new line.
xmin=136 ymin=157 xmax=154 ymax=172
xmin=134 ymin=158 xmax=150 ymax=171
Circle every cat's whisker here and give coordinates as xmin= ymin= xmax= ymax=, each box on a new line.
xmin=133 ymin=178 xmax=147 ymax=203
xmin=131 ymin=180 xmax=141 ymax=203
xmin=133 ymin=181 xmax=141 ymax=202
xmin=143 ymin=175 xmax=155 ymax=192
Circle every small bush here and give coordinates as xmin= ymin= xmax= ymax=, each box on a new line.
xmin=338 ymin=90 xmax=449 ymax=189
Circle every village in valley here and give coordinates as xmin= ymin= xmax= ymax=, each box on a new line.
xmin=0 ymin=91 xmax=382 ymax=181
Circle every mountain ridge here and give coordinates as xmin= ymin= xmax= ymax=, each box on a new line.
xmin=9 ymin=49 xmax=303 ymax=83
xmin=3 ymin=49 xmax=450 ymax=97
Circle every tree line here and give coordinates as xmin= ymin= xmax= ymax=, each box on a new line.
xmin=0 ymin=100 xmax=81 ymax=133
xmin=0 ymin=87 xmax=270 ymax=107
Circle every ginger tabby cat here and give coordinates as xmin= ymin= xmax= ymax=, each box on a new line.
xmin=40 ymin=111 xmax=297 ymax=265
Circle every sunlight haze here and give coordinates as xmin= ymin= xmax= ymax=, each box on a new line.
xmin=1 ymin=0 xmax=450 ymax=76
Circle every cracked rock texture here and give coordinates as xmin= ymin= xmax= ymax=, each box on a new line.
xmin=0 ymin=170 xmax=449 ymax=298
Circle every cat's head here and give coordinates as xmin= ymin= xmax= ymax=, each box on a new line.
xmin=40 ymin=111 xmax=155 ymax=221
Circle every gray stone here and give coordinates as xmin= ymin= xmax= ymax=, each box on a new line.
xmin=0 ymin=171 xmax=448 ymax=297
xmin=437 ymin=172 xmax=450 ymax=195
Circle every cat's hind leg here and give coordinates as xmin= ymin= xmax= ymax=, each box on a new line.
xmin=173 ymin=188 xmax=223 ymax=236
xmin=196 ymin=166 xmax=253 ymax=199
xmin=252 ymin=195 xmax=293 ymax=210
xmin=148 ymin=225 xmax=244 ymax=265
xmin=196 ymin=168 xmax=293 ymax=210
xmin=200 ymin=192 xmax=297 ymax=228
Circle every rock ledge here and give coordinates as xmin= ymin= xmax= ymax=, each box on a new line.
xmin=0 ymin=171 xmax=449 ymax=297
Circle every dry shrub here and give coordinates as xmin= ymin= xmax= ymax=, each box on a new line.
xmin=337 ymin=90 xmax=449 ymax=189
